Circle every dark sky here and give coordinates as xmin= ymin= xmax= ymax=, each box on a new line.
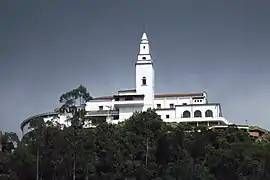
xmin=1 ymin=0 xmax=270 ymax=134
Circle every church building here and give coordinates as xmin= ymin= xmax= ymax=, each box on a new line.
xmin=85 ymin=33 xmax=229 ymax=126
xmin=20 ymin=32 xmax=230 ymax=136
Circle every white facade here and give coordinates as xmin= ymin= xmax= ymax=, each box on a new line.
xmin=21 ymin=32 xmax=230 ymax=136
xmin=84 ymin=32 xmax=229 ymax=126
xmin=136 ymin=33 xmax=155 ymax=111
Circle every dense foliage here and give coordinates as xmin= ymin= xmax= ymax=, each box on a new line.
xmin=1 ymin=109 xmax=270 ymax=180
xmin=1 ymin=85 xmax=270 ymax=179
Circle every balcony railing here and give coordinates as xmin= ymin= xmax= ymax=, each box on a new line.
xmin=86 ymin=110 xmax=119 ymax=116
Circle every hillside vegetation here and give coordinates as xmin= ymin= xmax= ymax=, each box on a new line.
xmin=1 ymin=85 xmax=270 ymax=180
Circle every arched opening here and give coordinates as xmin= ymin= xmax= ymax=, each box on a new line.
xmin=142 ymin=77 xmax=147 ymax=85
xmin=142 ymin=57 xmax=146 ymax=60
xmin=205 ymin=110 xmax=213 ymax=117
xmin=194 ymin=110 xmax=202 ymax=117
xmin=183 ymin=110 xmax=191 ymax=118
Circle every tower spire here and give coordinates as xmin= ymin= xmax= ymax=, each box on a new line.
xmin=141 ymin=32 xmax=148 ymax=42
xmin=137 ymin=32 xmax=152 ymax=62
xmin=135 ymin=32 xmax=155 ymax=111
xmin=142 ymin=32 xmax=147 ymax=39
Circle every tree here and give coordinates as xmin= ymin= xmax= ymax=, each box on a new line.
xmin=59 ymin=85 xmax=92 ymax=128
xmin=1 ymin=132 xmax=19 ymax=153
xmin=2 ymin=85 xmax=270 ymax=180
xmin=58 ymin=85 xmax=93 ymax=180
xmin=59 ymin=85 xmax=92 ymax=108
xmin=0 ymin=131 xmax=19 ymax=180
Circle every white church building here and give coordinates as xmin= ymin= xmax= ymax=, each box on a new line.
xmin=20 ymin=33 xmax=230 ymax=136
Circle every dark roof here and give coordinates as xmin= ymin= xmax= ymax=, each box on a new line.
xmin=175 ymin=103 xmax=220 ymax=107
xmin=155 ymin=108 xmax=176 ymax=111
xmin=93 ymin=93 xmax=203 ymax=100
xmin=113 ymin=94 xmax=144 ymax=98
xmin=155 ymin=93 xmax=204 ymax=98
xmin=249 ymin=126 xmax=269 ymax=133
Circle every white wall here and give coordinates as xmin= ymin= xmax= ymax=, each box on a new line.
xmin=164 ymin=98 xmax=177 ymax=108
xmin=86 ymin=100 xmax=113 ymax=111
xmin=154 ymin=97 xmax=193 ymax=109
xmin=119 ymin=106 xmax=143 ymax=120
xmin=139 ymin=43 xmax=150 ymax=55
xmin=154 ymin=99 xmax=164 ymax=108
xmin=136 ymin=63 xmax=154 ymax=110
xmin=193 ymin=98 xmax=206 ymax=104
xmin=155 ymin=109 xmax=176 ymax=120
xmin=118 ymin=90 xmax=137 ymax=96
xmin=175 ymin=104 xmax=220 ymax=118
xmin=163 ymin=117 xmax=229 ymax=125
xmin=178 ymin=98 xmax=192 ymax=105
xmin=138 ymin=54 xmax=152 ymax=61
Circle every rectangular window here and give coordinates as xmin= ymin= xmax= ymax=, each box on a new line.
xmin=142 ymin=77 xmax=147 ymax=85
xmin=157 ymin=104 xmax=161 ymax=109
xmin=99 ymin=106 xmax=103 ymax=110
xmin=166 ymin=114 xmax=170 ymax=119
xmin=169 ymin=103 xmax=174 ymax=108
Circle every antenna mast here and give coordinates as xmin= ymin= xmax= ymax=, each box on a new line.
xmin=143 ymin=0 xmax=147 ymax=33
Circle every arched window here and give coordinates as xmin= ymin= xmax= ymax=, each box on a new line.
xmin=142 ymin=77 xmax=147 ymax=85
xmin=194 ymin=110 xmax=202 ymax=117
xmin=205 ymin=110 xmax=213 ymax=117
xmin=142 ymin=57 xmax=146 ymax=60
xmin=183 ymin=110 xmax=191 ymax=118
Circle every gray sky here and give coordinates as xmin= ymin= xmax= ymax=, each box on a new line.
xmin=1 ymin=0 xmax=270 ymax=134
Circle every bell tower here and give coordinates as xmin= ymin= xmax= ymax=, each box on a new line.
xmin=135 ymin=32 xmax=155 ymax=110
